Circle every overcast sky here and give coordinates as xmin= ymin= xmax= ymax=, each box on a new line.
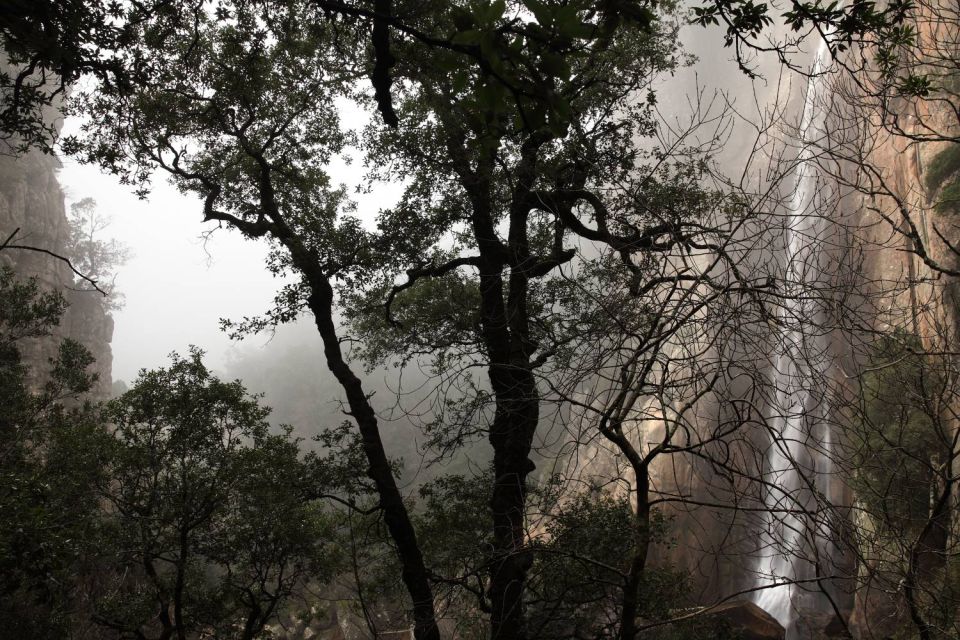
xmin=54 ymin=95 xmax=397 ymax=384
xmin=56 ymin=156 xmax=282 ymax=383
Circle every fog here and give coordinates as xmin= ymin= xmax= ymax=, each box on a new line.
xmin=55 ymin=103 xmax=393 ymax=385
xmin=56 ymin=158 xmax=275 ymax=383
xmin=6 ymin=7 xmax=894 ymax=636
xmin=55 ymin=20 xmax=798 ymax=388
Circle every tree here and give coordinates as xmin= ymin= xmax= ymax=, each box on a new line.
xmin=93 ymin=348 xmax=342 ymax=640
xmin=742 ymin=1 xmax=960 ymax=632
xmin=5 ymin=0 xmax=958 ymax=636
xmin=706 ymin=0 xmax=960 ymax=286
xmin=60 ymin=1 xmax=795 ymax=638
xmin=65 ymin=197 xmax=130 ymax=310
xmin=0 ymin=0 xmax=918 ymax=153
xmin=0 ymin=265 xmax=106 ymax=639
xmin=690 ymin=0 xmax=914 ymax=78
xmin=798 ymin=311 xmax=960 ymax=640
xmin=67 ymin=4 xmax=443 ymax=635
xmin=0 ymin=0 xmax=134 ymax=154
xmin=850 ymin=333 xmax=960 ymax=638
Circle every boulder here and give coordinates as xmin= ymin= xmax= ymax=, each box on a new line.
xmin=705 ymin=600 xmax=785 ymax=640
xmin=823 ymin=613 xmax=854 ymax=638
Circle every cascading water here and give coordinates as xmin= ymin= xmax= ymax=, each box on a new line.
xmin=753 ymin=35 xmax=840 ymax=636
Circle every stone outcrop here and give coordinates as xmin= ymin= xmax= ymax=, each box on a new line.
xmin=0 ymin=144 xmax=113 ymax=397
xmin=701 ymin=600 xmax=786 ymax=640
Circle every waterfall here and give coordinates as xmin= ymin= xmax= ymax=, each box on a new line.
xmin=753 ymin=34 xmax=838 ymax=635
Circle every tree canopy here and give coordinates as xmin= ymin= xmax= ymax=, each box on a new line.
xmin=55 ymin=2 xmax=781 ymax=638
xmin=4 ymin=1 xmax=959 ymax=639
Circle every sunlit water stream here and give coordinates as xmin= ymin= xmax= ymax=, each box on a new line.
xmin=753 ymin=32 xmax=839 ymax=636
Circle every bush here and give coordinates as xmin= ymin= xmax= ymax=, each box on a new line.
xmin=852 ymin=332 xmax=947 ymax=535
xmin=935 ymin=178 xmax=960 ymax=214
xmin=95 ymin=349 xmax=343 ymax=639
xmin=925 ymin=144 xmax=960 ymax=192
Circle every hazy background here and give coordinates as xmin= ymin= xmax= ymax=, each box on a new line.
xmin=54 ymin=19 xmax=797 ymax=391
xmin=55 ymin=98 xmax=385 ymax=385
xmin=56 ymin=156 xmax=278 ymax=384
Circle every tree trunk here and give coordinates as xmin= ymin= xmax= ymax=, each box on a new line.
xmin=487 ymin=367 xmax=539 ymax=640
xmin=475 ymin=253 xmax=539 ymax=640
xmin=905 ymin=480 xmax=952 ymax=640
xmin=619 ymin=465 xmax=651 ymax=640
xmin=306 ymin=276 xmax=440 ymax=640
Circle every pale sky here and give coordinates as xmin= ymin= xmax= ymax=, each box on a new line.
xmin=56 ymin=156 xmax=281 ymax=383
xmin=55 ymin=95 xmax=396 ymax=384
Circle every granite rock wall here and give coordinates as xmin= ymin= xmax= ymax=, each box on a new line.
xmin=0 ymin=145 xmax=113 ymax=398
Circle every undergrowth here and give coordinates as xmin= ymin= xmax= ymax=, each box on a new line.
xmin=926 ymin=144 xmax=960 ymax=193
xmin=935 ymin=179 xmax=960 ymax=214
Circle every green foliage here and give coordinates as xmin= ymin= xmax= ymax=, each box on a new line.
xmin=58 ymin=1 xmax=756 ymax=636
xmin=935 ymin=178 xmax=960 ymax=215
xmin=848 ymin=331 xmax=960 ymax=638
xmin=0 ymin=272 xmax=367 ymax=638
xmin=692 ymin=0 xmax=772 ymax=50
xmin=0 ymin=0 xmax=133 ymax=152
xmin=0 ymin=0 xmax=922 ymax=157
xmin=412 ymin=474 xmax=690 ymax=638
xmin=0 ymin=265 xmax=68 ymax=349
xmin=851 ymin=332 xmax=948 ymax=537
xmin=95 ymin=349 xmax=343 ymax=639
xmin=692 ymin=0 xmax=914 ymax=76
xmin=348 ymin=272 xmax=483 ymax=369
xmin=65 ymin=197 xmax=129 ymax=310
xmin=415 ymin=473 xmax=493 ymax=607
xmin=925 ymin=144 xmax=960 ymax=193
xmin=0 ymin=266 xmax=105 ymax=639
xmin=527 ymin=493 xmax=686 ymax=638
xmin=898 ymin=73 xmax=933 ymax=98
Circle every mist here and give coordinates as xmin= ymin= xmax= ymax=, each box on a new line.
xmin=3 ymin=2 xmax=947 ymax=637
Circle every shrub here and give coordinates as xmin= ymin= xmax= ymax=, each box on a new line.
xmin=935 ymin=178 xmax=960 ymax=214
xmin=925 ymin=144 xmax=960 ymax=192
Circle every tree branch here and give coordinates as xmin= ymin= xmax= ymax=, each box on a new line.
xmin=0 ymin=227 xmax=108 ymax=295
xmin=385 ymin=255 xmax=483 ymax=328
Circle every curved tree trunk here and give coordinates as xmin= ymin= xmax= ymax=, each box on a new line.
xmin=198 ymin=156 xmax=442 ymax=640
xmin=307 ymin=276 xmax=440 ymax=640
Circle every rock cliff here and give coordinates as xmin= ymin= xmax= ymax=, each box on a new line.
xmin=0 ymin=145 xmax=113 ymax=398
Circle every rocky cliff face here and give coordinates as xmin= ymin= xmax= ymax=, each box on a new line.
xmin=568 ymin=21 xmax=960 ymax=634
xmin=0 ymin=146 xmax=113 ymax=398
xmin=838 ymin=85 xmax=960 ymax=639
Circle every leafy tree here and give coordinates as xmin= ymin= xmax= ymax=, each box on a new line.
xmin=343 ymin=4 xmax=765 ymax=634
xmin=61 ymin=2 xmax=775 ymax=638
xmin=94 ymin=349 xmax=343 ymax=640
xmin=413 ymin=472 xmax=690 ymax=640
xmin=853 ymin=334 xmax=948 ymax=534
xmin=0 ymin=265 xmax=106 ymax=639
xmin=0 ymin=0 xmax=918 ymax=153
xmin=65 ymin=197 xmax=130 ymax=310
xmin=691 ymin=0 xmax=913 ymax=77
xmin=5 ymin=1 xmax=955 ymax=637
xmin=842 ymin=332 xmax=960 ymax=639
xmin=0 ymin=0 xmax=135 ymax=153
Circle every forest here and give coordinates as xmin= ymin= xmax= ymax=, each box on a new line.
xmin=1 ymin=0 xmax=960 ymax=638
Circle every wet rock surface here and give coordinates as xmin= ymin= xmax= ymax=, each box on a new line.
xmin=704 ymin=600 xmax=786 ymax=640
